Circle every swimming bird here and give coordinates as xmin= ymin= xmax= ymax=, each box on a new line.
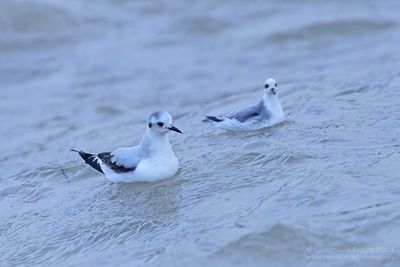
xmin=204 ymin=78 xmax=285 ymax=131
xmin=72 ymin=111 xmax=182 ymax=182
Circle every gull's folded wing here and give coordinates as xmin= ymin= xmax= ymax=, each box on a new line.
xmin=226 ymin=102 xmax=263 ymax=123
xmin=98 ymin=152 xmax=139 ymax=173
xmin=110 ymin=147 xmax=141 ymax=168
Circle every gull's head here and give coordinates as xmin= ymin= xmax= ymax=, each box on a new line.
xmin=148 ymin=110 xmax=182 ymax=135
xmin=264 ymin=78 xmax=278 ymax=96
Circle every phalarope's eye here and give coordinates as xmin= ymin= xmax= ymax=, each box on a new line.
xmin=265 ymin=84 xmax=269 ymax=89
xmin=157 ymin=122 xmax=164 ymax=127
xmin=275 ymin=83 xmax=277 ymax=87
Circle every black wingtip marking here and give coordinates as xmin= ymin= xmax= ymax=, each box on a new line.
xmin=72 ymin=149 xmax=104 ymax=174
xmin=204 ymin=116 xmax=224 ymax=123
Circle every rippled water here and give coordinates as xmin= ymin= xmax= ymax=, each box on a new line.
xmin=1 ymin=0 xmax=400 ymax=266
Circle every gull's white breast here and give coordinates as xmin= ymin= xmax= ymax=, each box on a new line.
xmin=134 ymin=151 xmax=179 ymax=182
xmin=263 ymin=97 xmax=285 ymax=126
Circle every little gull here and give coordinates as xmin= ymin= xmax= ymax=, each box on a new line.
xmin=204 ymin=78 xmax=285 ymax=131
xmin=72 ymin=111 xmax=182 ymax=182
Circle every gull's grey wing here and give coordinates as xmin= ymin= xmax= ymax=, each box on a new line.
xmin=110 ymin=147 xmax=141 ymax=168
xmin=225 ymin=101 xmax=267 ymax=123
xmin=98 ymin=152 xmax=138 ymax=173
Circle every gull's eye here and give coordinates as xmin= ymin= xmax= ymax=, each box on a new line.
xmin=265 ymin=84 xmax=269 ymax=89
xmin=157 ymin=122 xmax=164 ymax=127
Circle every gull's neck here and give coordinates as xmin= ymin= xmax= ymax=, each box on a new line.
xmin=139 ymin=128 xmax=172 ymax=156
xmin=262 ymin=91 xmax=284 ymax=118
xmin=262 ymin=91 xmax=274 ymax=102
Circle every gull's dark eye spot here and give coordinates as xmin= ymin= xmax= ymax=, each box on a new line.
xmin=157 ymin=122 xmax=164 ymax=127
xmin=148 ymin=123 xmax=152 ymax=128
xmin=265 ymin=84 xmax=269 ymax=89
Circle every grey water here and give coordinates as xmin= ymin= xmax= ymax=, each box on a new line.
xmin=1 ymin=0 xmax=400 ymax=266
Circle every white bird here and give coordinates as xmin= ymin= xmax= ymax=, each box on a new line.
xmin=72 ymin=111 xmax=182 ymax=183
xmin=204 ymin=78 xmax=285 ymax=131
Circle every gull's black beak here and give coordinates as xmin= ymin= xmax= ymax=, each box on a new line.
xmin=271 ymin=88 xmax=276 ymax=95
xmin=168 ymin=125 xmax=182 ymax=133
